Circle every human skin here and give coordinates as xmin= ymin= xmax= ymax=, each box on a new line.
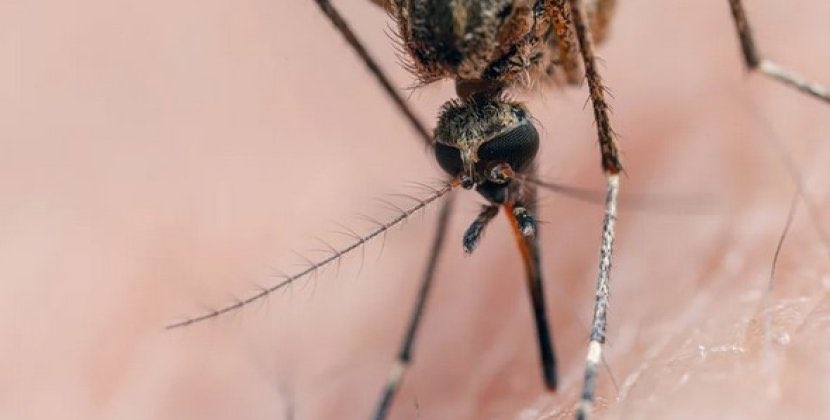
xmin=1 ymin=1 xmax=829 ymax=420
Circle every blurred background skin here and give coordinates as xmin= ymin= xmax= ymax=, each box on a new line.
xmin=2 ymin=1 xmax=830 ymax=419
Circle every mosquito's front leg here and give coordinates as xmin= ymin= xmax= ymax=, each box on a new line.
xmin=372 ymin=194 xmax=455 ymax=420
xmin=727 ymin=0 xmax=830 ymax=103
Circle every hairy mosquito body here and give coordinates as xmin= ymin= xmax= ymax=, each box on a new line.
xmin=372 ymin=1 xmax=622 ymax=418
xmin=314 ymin=1 xmax=830 ymax=418
xmin=394 ymin=0 xmax=555 ymax=86
xmin=169 ymin=0 xmax=830 ymax=419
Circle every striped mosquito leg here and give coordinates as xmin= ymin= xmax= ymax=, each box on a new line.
xmin=567 ymin=0 xmax=622 ymax=418
xmin=372 ymin=194 xmax=455 ymax=420
xmin=506 ymin=196 xmax=558 ymax=390
xmin=577 ymin=174 xmax=619 ymax=420
xmin=727 ymin=0 xmax=830 ymax=103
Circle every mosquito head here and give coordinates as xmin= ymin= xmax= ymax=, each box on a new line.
xmin=433 ymin=95 xmax=539 ymax=203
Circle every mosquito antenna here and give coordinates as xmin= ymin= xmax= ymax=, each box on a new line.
xmin=314 ymin=236 xmax=344 ymax=278
xmin=386 ymin=192 xmax=428 ymax=206
xmin=374 ymin=197 xmax=410 ymax=217
xmin=288 ymin=248 xmax=322 ymax=296
xmin=330 ymin=220 xmax=369 ymax=276
xmin=166 ymin=183 xmax=453 ymax=329
xmin=354 ymin=212 xmax=394 ymax=262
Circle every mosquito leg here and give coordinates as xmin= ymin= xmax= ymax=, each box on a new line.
xmin=576 ymin=176 xmax=619 ymax=420
xmin=547 ymin=0 xmax=583 ymax=84
xmin=727 ymin=0 xmax=830 ymax=103
xmin=312 ymin=0 xmax=433 ymax=145
xmin=505 ymin=184 xmax=558 ymax=390
xmin=463 ymin=204 xmax=499 ymax=254
xmin=546 ymin=0 xmax=616 ymax=83
xmin=372 ymin=193 xmax=455 ymax=420
xmin=563 ymin=0 xmax=623 ymax=418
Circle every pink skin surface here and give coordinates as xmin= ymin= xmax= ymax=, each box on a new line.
xmin=2 ymin=1 xmax=830 ymax=419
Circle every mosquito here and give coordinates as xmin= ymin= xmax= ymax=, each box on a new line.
xmin=168 ymin=0 xmax=830 ymax=419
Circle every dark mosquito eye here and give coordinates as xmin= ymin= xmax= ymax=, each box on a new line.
xmin=434 ymin=142 xmax=464 ymax=176
xmin=477 ymin=122 xmax=539 ymax=173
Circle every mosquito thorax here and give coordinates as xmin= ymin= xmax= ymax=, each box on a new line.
xmin=433 ymin=94 xmax=539 ymax=204
xmin=395 ymin=0 xmax=548 ymax=87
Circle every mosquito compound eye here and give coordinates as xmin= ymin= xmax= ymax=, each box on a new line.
xmin=477 ymin=121 xmax=539 ymax=173
xmin=434 ymin=142 xmax=464 ymax=176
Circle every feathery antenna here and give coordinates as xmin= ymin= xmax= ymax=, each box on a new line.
xmin=166 ymin=182 xmax=453 ymax=329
